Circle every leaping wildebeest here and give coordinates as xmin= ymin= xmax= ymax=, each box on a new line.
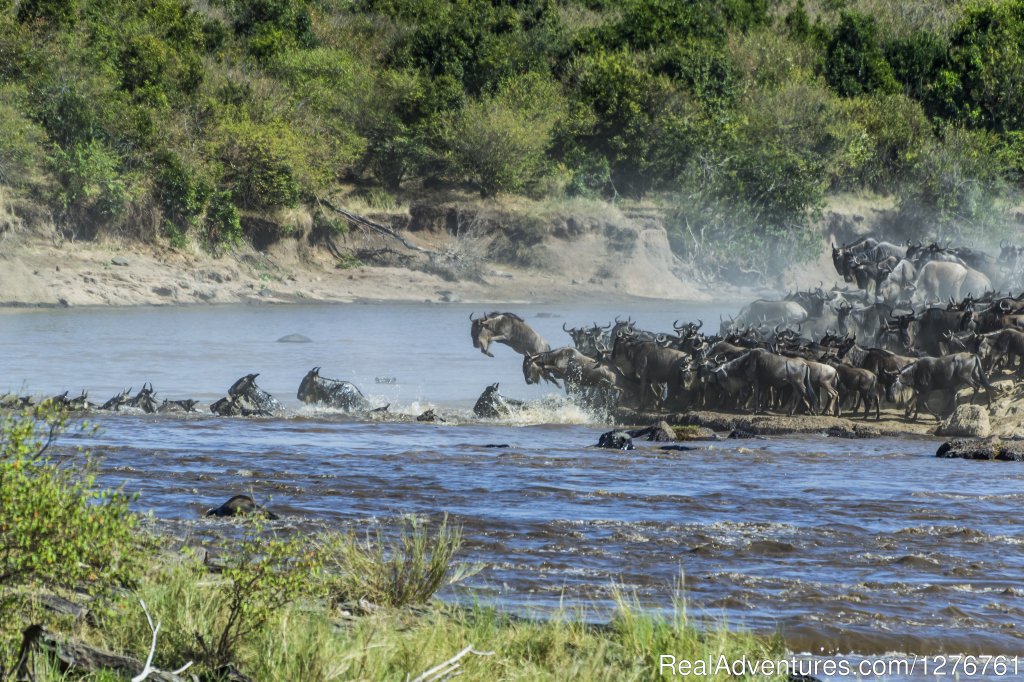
xmin=470 ymin=312 xmax=550 ymax=358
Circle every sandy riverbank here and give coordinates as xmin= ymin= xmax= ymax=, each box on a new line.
xmin=0 ymin=199 xmax=730 ymax=308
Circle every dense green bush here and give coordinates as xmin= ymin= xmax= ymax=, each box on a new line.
xmin=445 ymin=73 xmax=566 ymax=196
xmin=0 ymin=404 xmax=138 ymax=653
xmin=824 ymin=12 xmax=899 ymax=97
xmin=934 ymin=0 xmax=1024 ymax=131
xmin=0 ymin=0 xmax=1022 ymax=270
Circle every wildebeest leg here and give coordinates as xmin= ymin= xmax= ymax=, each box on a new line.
xmin=904 ymin=392 xmax=917 ymax=421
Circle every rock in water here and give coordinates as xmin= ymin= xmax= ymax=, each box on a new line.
xmin=937 ymin=437 xmax=1024 ymax=461
xmin=936 ymin=404 xmax=991 ymax=438
xmin=277 ymin=333 xmax=312 ymax=343
xmin=597 ymin=430 xmax=634 ymax=450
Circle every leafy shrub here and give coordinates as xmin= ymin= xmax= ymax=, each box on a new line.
xmin=16 ymin=0 xmax=79 ymax=28
xmin=318 ymin=515 xmax=478 ymax=608
xmin=190 ymin=531 xmax=319 ymax=671
xmin=51 ymin=139 xmax=131 ymax=232
xmin=563 ymin=49 xmax=675 ymax=195
xmin=0 ymin=90 xmax=47 ymax=187
xmin=217 ymin=121 xmax=304 ymax=210
xmin=0 ymin=404 xmax=138 ymax=632
xmin=824 ymin=12 xmax=899 ymax=97
xmin=155 ymin=149 xmax=211 ymax=229
xmin=204 ymin=191 xmax=243 ymax=250
xmin=444 ymin=72 xmax=566 ymax=196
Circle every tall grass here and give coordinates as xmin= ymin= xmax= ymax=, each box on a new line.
xmin=19 ymin=520 xmax=789 ymax=681
xmin=318 ymin=514 xmax=481 ymax=608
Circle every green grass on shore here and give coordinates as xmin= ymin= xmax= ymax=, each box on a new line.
xmin=25 ymin=556 xmax=787 ymax=681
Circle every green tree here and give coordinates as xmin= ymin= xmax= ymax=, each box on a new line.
xmin=898 ymin=124 xmax=1012 ymax=241
xmin=824 ymin=12 xmax=899 ymax=97
xmin=933 ymin=0 xmax=1024 ymax=131
xmin=16 ymin=0 xmax=78 ymax=28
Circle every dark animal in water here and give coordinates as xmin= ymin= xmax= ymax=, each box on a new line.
xmin=597 ymin=430 xmax=634 ymax=450
xmin=473 ymin=383 xmax=524 ymax=418
xmin=470 ymin=312 xmax=550 ymax=357
xmin=66 ymin=390 xmax=91 ymax=411
xmin=100 ymin=388 xmax=132 ymax=411
xmin=211 ymin=373 xmax=281 ymax=416
xmin=205 ymin=494 xmax=278 ymax=520
xmin=125 ymin=383 xmax=158 ymax=413
xmin=158 ymin=399 xmax=199 ymax=413
xmin=297 ymin=367 xmax=370 ymax=411
xmin=276 ymin=334 xmax=312 ymax=343
xmin=0 ymin=393 xmax=33 ymax=409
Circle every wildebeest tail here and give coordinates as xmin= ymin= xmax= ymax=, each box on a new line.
xmin=803 ymin=367 xmax=818 ymax=409
xmin=974 ymin=354 xmax=993 ymax=389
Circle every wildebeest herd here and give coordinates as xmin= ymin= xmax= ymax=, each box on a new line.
xmin=471 ymin=236 xmax=1024 ymax=422
xmin=4 ymin=234 xmax=1023 ymax=425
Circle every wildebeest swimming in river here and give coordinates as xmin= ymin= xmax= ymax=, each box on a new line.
xmin=205 ymin=494 xmax=278 ymax=520
xmin=297 ymin=367 xmax=370 ymax=412
xmin=473 ymin=383 xmax=524 ymax=418
xmin=210 ymin=373 xmax=281 ymax=416
xmin=158 ymin=398 xmax=199 ymax=413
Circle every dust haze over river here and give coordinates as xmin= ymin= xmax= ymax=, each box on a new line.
xmin=2 ymin=302 xmax=1024 ymax=672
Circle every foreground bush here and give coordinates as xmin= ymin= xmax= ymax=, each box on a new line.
xmin=0 ymin=404 xmax=138 ymax=670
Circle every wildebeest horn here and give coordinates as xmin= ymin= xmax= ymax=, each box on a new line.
xmin=562 ymin=322 xmax=570 ymax=332
xmin=695 ymin=319 xmax=702 ymax=330
xmin=774 ymin=323 xmax=783 ymax=335
xmin=469 ymin=312 xmax=477 ymax=321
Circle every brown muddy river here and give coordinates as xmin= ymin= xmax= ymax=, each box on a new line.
xmin=2 ymin=302 xmax=1023 ymax=675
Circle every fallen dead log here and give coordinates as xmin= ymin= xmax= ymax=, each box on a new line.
xmin=19 ymin=626 xmax=185 ymax=681
xmin=316 ymin=197 xmax=435 ymax=255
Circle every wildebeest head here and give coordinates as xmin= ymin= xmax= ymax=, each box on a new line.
xmin=297 ymin=367 xmax=322 ymax=402
xmin=881 ymin=366 xmax=907 ymax=402
xmin=473 ymin=382 xmax=522 ymax=419
xmin=229 ymin=373 xmax=260 ymax=397
xmin=522 ymin=354 xmax=544 ymax=385
xmin=297 ymin=367 xmax=367 ymax=411
xmin=222 ymin=373 xmax=281 ymax=415
xmin=127 ymin=383 xmax=158 ymax=413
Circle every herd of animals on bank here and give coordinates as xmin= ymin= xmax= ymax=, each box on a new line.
xmin=4 ymin=236 xmax=1024 ymax=427
xmin=471 ymin=236 xmax=1024 ymax=422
